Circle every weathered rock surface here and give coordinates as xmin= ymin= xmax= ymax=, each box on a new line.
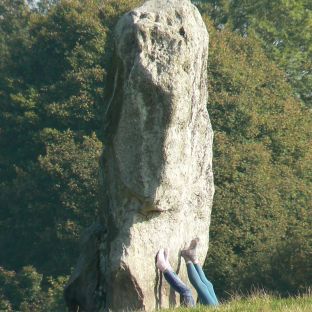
xmin=65 ymin=0 xmax=213 ymax=311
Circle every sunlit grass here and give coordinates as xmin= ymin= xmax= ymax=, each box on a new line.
xmin=161 ymin=290 xmax=312 ymax=312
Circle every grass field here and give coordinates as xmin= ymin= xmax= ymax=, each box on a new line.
xmin=162 ymin=293 xmax=312 ymax=312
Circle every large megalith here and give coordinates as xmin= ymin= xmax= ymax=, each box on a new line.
xmin=65 ymin=0 xmax=213 ymax=311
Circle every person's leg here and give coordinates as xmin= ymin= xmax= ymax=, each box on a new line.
xmin=163 ymin=270 xmax=195 ymax=307
xmin=181 ymin=238 xmax=219 ymax=306
xmin=194 ymin=263 xmax=219 ymax=305
xmin=186 ymin=262 xmax=218 ymax=306
xmin=156 ymin=249 xmax=195 ymax=307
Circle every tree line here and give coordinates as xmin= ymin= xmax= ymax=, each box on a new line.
xmin=0 ymin=0 xmax=311 ymax=310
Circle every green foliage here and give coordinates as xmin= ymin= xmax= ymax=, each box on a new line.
xmin=194 ymin=0 xmax=312 ymax=108
xmin=203 ymin=20 xmax=312 ymax=297
xmin=267 ymin=226 xmax=312 ymax=294
xmin=1 ymin=130 xmax=102 ymax=274
xmin=0 ymin=266 xmax=68 ymax=312
xmin=0 ymin=0 xmax=104 ymax=276
xmin=0 ymin=0 xmax=32 ymax=80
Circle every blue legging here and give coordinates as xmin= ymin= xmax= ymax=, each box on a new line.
xmin=163 ymin=263 xmax=218 ymax=306
xmin=187 ymin=263 xmax=219 ymax=305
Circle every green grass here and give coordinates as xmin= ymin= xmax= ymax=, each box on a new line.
xmin=162 ymin=293 xmax=312 ymax=312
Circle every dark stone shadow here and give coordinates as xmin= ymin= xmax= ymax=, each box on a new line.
xmin=64 ymin=223 xmax=105 ymax=312
xmin=154 ymin=254 xmax=162 ymax=310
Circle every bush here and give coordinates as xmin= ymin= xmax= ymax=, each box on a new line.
xmin=0 ymin=266 xmax=68 ymax=312
xmin=202 ymin=18 xmax=312 ymax=297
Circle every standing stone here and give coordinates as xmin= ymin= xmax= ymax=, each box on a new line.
xmin=65 ymin=0 xmax=213 ymax=311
